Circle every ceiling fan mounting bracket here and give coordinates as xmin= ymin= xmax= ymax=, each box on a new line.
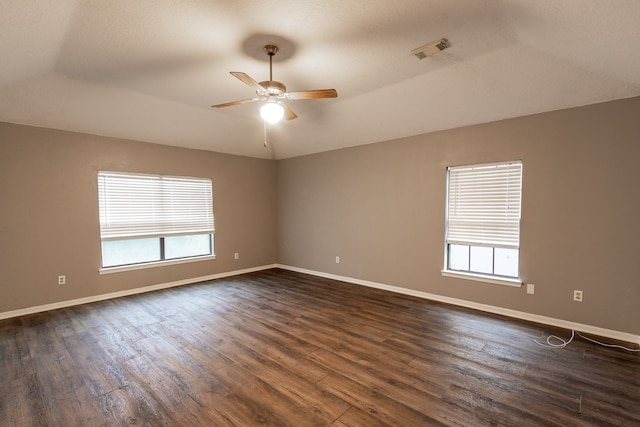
xmin=264 ymin=44 xmax=279 ymax=56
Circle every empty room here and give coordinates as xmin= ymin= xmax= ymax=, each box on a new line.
xmin=1 ymin=1 xmax=639 ymax=426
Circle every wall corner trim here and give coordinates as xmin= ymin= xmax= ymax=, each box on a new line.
xmin=0 ymin=264 xmax=277 ymax=321
xmin=276 ymin=264 xmax=640 ymax=346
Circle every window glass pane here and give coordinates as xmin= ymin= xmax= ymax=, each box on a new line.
xmin=470 ymin=246 xmax=493 ymax=274
xmin=102 ymin=238 xmax=161 ymax=267
xmin=165 ymin=234 xmax=212 ymax=260
xmin=448 ymin=244 xmax=469 ymax=271
xmin=494 ymin=248 xmax=519 ymax=277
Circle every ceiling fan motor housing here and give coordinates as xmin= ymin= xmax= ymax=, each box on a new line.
xmin=259 ymin=80 xmax=286 ymax=96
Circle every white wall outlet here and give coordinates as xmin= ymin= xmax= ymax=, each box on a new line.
xmin=573 ymin=290 xmax=583 ymax=302
xmin=335 ymin=256 xmax=340 ymax=264
xmin=526 ymin=283 xmax=535 ymax=295
xmin=234 ymin=253 xmax=239 ymax=260
xmin=58 ymin=275 xmax=66 ymax=285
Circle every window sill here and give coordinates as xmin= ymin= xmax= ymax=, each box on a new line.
xmin=100 ymin=254 xmax=216 ymax=275
xmin=441 ymin=270 xmax=522 ymax=288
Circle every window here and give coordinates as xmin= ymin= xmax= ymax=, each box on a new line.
xmin=98 ymin=171 xmax=214 ymax=269
xmin=444 ymin=161 xmax=522 ymax=281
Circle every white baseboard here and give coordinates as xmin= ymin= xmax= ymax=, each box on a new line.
xmin=4 ymin=263 xmax=638 ymax=346
xmin=0 ymin=264 xmax=277 ymax=321
xmin=277 ymin=264 xmax=640 ymax=346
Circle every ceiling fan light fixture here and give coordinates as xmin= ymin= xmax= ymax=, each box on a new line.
xmin=260 ymin=100 xmax=285 ymax=123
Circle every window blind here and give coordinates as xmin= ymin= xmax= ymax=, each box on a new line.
xmin=98 ymin=172 xmax=214 ymax=241
xmin=446 ymin=161 xmax=522 ymax=249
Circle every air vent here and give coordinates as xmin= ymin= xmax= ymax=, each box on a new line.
xmin=411 ymin=38 xmax=449 ymax=59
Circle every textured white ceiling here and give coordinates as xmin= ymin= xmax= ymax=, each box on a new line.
xmin=1 ymin=0 xmax=639 ymax=159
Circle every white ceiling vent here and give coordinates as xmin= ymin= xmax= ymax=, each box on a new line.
xmin=411 ymin=38 xmax=449 ymax=59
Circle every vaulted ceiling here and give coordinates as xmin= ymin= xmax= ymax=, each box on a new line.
xmin=2 ymin=1 xmax=639 ymax=159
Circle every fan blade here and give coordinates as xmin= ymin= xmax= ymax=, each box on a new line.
xmin=283 ymin=104 xmax=298 ymax=120
xmin=288 ymin=89 xmax=337 ymax=100
xmin=230 ymin=72 xmax=265 ymax=92
xmin=211 ymin=98 xmax=259 ymax=108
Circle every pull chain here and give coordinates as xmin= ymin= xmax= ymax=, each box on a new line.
xmin=263 ymin=120 xmax=268 ymax=147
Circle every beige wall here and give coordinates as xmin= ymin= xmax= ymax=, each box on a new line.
xmin=0 ymin=123 xmax=277 ymax=313
xmin=277 ymin=97 xmax=640 ymax=336
xmin=2 ymin=97 xmax=639 ymax=336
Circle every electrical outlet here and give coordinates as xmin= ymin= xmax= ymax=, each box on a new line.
xmin=58 ymin=275 xmax=66 ymax=285
xmin=526 ymin=283 xmax=535 ymax=295
xmin=573 ymin=290 xmax=583 ymax=302
xmin=335 ymin=256 xmax=340 ymax=264
xmin=234 ymin=253 xmax=239 ymax=260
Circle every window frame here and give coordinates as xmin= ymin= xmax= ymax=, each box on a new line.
xmin=97 ymin=171 xmax=215 ymax=272
xmin=442 ymin=161 xmax=523 ymax=286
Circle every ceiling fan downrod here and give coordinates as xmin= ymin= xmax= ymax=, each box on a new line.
xmin=264 ymin=45 xmax=278 ymax=81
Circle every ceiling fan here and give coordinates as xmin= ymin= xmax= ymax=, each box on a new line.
xmin=211 ymin=44 xmax=337 ymax=123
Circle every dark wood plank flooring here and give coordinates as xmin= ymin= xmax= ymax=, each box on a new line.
xmin=1 ymin=268 xmax=638 ymax=426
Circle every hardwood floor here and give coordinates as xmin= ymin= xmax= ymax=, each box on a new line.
xmin=1 ymin=268 xmax=638 ymax=426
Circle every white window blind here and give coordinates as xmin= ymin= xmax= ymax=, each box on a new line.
xmin=98 ymin=172 xmax=214 ymax=241
xmin=446 ymin=161 xmax=522 ymax=249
